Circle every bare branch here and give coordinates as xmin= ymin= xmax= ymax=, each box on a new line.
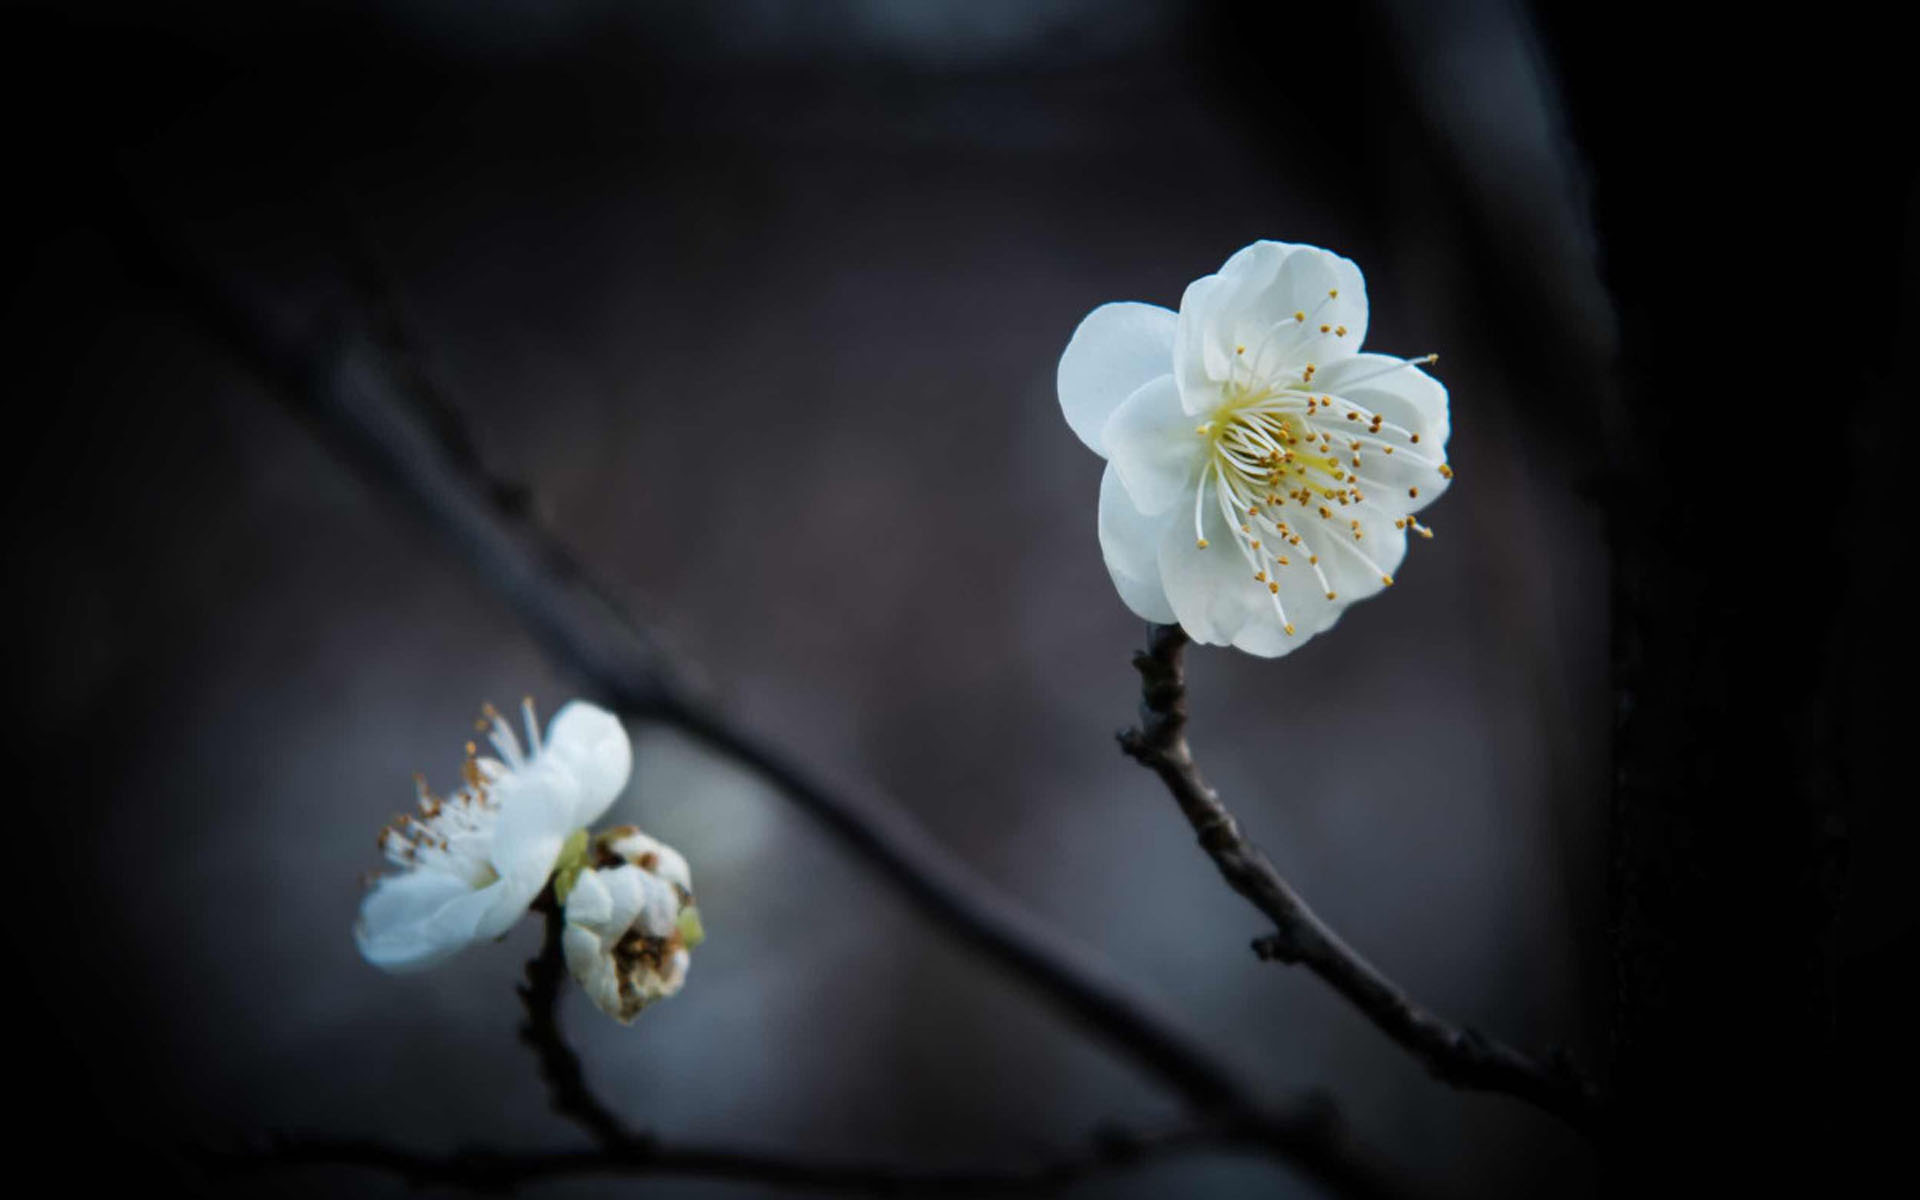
xmin=193 ymin=895 xmax=1402 ymax=1200
xmin=1118 ymin=624 xmax=1601 ymax=1133
xmin=517 ymin=902 xmax=631 ymax=1149
xmin=201 ymin=1116 xmax=1303 ymax=1196
xmin=103 ymin=197 xmax=1411 ymax=1197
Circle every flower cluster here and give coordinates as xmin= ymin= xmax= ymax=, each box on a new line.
xmin=1058 ymin=240 xmax=1452 ymax=656
xmin=355 ymin=698 xmax=701 ymax=1022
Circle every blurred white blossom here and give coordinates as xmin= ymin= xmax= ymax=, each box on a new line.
xmin=562 ymin=826 xmax=703 ymax=1024
xmin=1059 ymin=240 xmax=1453 ymax=656
xmin=355 ymin=699 xmax=632 ymax=972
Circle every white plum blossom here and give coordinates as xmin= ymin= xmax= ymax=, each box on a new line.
xmin=561 ymin=826 xmax=702 ymax=1024
xmin=1059 ymin=240 xmax=1453 ymax=656
xmin=355 ymin=699 xmax=633 ymax=972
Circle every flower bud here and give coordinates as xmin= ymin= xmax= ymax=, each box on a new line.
xmin=562 ymin=825 xmax=700 ymax=1023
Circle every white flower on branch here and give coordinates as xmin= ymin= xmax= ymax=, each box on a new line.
xmin=356 ymin=699 xmax=632 ymax=972
xmin=561 ymin=826 xmax=703 ymax=1023
xmin=1059 ymin=241 xmax=1453 ymax=655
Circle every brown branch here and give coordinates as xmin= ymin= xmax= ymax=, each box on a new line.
xmin=196 ymin=911 xmax=1390 ymax=1197
xmin=101 ymin=194 xmax=1414 ymax=1198
xmin=517 ymin=902 xmax=631 ymax=1149
xmin=1118 ymin=624 xmax=1600 ymax=1133
xmin=200 ymin=1115 xmax=1302 ymax=1196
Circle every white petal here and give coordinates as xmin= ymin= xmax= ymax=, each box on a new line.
xmin=1056 ymin=302 xmax=1177 ymax=456
xmin=1315 ymin=354 xmax=1450 ymax=449
xmin=1175 ymin=243 xmax=1287 ymax=410
xmin=1249 ymin=245 xmax=1368 ymax=363
xmin=629 ymin=868 xmax=681 ymax=939
xmin=355 ymin=870 xmax=543 ymax=972
xmin=1174 ymin=271 xmax=1227 ymax=406
xmin=564 ymin=923 xmax=627 ymax=1020
xmin=646 ymin=843 xmax=692 ymax=895
xmin=355 ymin=870 xmax=474 ymax=972
xmin=487 ymin=765 xmax=575 ymax=892
xmin=602 ymin=826 xmax=694 ymax=894
xmin=440 ymin=872 xmax=544 ymax=944
xmin=1294 ymin=505 xmax=1409 ymax=605
xmin=1175 ymin=242 xmax=1371 ymax=413
xmin=1155 ymin=487 xmax=1272 ymax=646
xmin=564 ymin=862 xmax=615 ymax=928
xmin=1102 ymin=375 xmax=1206 ymax=516
xmin=542 ymin=701 xmax=632 ymax=827
xmin=600 ymin=866 xmax=674 ymax=940
xmin=592 ymin=866 xmax=652 ymax=943
xmin=1097 ymin=464 xmax=1175 ymax=623
xmin=1346 ymin=453 xmax=1454 ymax=518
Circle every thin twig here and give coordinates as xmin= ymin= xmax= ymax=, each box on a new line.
xmin=102 ymin=195 xmax=1411 ymax=1198
xmin=1118 ymin=624 xmax=1601 ymax=1134
xmin=200 ymin=1117 xmax=1277 ymax=1196
xmin=517 ymin=902 xmax=631 ymax=1149
xmin=201 ymin=880 xmax=1400 ymax=1199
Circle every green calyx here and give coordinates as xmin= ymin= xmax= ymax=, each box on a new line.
xmin=550 ymin=828 xmax=591 ymax=904
xmin=677 ymin=905 xmax=706 ymax=949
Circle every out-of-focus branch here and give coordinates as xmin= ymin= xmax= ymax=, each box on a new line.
xmin=103 ymin=196 xmax=1410 ymax=1199
xmin=203 ymin=888 xmax=1392 ymax=1199
xmin=1119 ymin=624 xmax=1600 ymax=1134
xmin=517 ymin=903 xmax=630 ymax=1149
xmin=204 ymin=1117 xmax=1271 ymax=1196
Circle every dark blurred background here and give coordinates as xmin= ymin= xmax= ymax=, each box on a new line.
xmin=3 ymin=1 xmax=1908 ymax=1196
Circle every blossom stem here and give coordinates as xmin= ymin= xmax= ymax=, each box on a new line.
xmin=1118 ymin=624 xmax=1602 ymax=1135
xmin=517 ymin=901 xmax=633 ymax=1150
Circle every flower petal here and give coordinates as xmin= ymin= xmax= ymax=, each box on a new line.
xmin=1253 ymin=244 xmax=1368 ymax=364
xmin=355 ymin=870 xmax=544 ymax=972
xmin=1097 ymin=463 xmax=1175 ymax=623
xmin=441 ymin=873 xmax=545 ymax=945
xmin=1175 ymin=242 xmax=1371 ymax=413
xmin=355 ymin=870 xmax=475 ymax=972
xmin=1315 ymin=354 xmax=1450 ymax=450
xmin=1293 ymin=504 xmax=1409 ymax=608
xmin=487 ymin=763 xmax=576 ymax=889
xmin=1156 ymin=484 xmax=1273 ymax=646
xmin=563 ymin=922 xmax=626 ymax=1019
xmin=564 ymin=861 xmax=615 ymax=928
xmin=1103 ymin=375 xmax=1206 ymax=516
xmin=542 ymin=701 xmax=632 ymax=827
xmin=602 ymin=826 xmax=694 ymax=894
xmin=1175 ymin=242 xmax=1286 ymax=410
xmin=1056 ymin=302 xmax=1177 ymax=456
